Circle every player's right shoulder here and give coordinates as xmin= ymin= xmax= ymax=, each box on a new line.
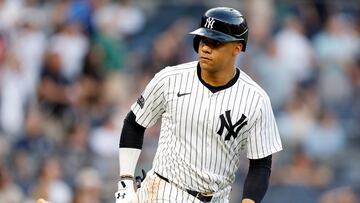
xmin=169 ymin=61 xmax=198 ymax=70
xmin=165 ymin=60 xmax=197 ymax=72
xmin=154 ymin=61 xmax=197 ymax=79
xmin=149 ymin=61 xmax=197 ymax=87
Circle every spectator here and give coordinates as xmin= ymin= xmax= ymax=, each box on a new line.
xmin=37 ymin=51 xmax=76 ymax=142
xmin=0 ymin=51 xmax=30 ymax=138
xmin=94 ymin=0 xmax=145 ymax=40
xmin=274 ymin=14 xmax=315 ymax=83
xmin=312 ymin=13 xmax=359 ymax=116
xmin=48 ymin=20 xmax=89 ymax=82
xmin=0 ymin=162 xmax=24 ymax=203
xmin=72 ymin=167 xmax=102 ymax=203
xmin=250 ymin=40 xmax=297 ymax=112
xmin=12 ymin=17 xmax=46 ymax=98
xmin=91 ymin=18 xmax=127 ymax=72
xmin=32 ymin=156 xmax=73 ymax=203
xmin=0 ymin=0 xmax=22 ymax=33
xmin=89 ymin=113 xmax=120 ymax=202
xmin=13 ymin=109 xmax=54 ymax=164
xmin=89 ymin=113 xmax=119 ymax=179
xmin=61 ymin=122 xmax=93 ymax=187
xmin=272 ymin=148 xmax=333 ymax=189
xmin=304 ymin=109 xmax=346 ymax=162
xmin=276 ymin=86 xmax=317 ymax=148
xmin=319 ymin=186 xmax=358 ymax=203
xmin=10 ymin=109 xmax=53 ymax=194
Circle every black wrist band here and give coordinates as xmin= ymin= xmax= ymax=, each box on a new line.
xmin=120 ymin=175 xmax=135 ymax=180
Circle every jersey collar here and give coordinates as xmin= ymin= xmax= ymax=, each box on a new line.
xmin=197 ymin=63 xmax=240 ymax=93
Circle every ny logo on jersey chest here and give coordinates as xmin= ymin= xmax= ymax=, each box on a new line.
xmin=217 ymin=110 xmax=248 ymax=141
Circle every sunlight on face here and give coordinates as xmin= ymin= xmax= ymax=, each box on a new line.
xmin=198 ymin=37 xmax=242 ymax=74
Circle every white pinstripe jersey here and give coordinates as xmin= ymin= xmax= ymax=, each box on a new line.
xmin=131 ymin=61 xmax=282 ymax=193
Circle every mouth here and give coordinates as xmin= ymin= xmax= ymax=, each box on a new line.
xmin=200 ymin=56 xmax=211 ymax=61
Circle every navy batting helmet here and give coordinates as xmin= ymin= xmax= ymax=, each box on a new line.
xmin=189 ymin=7 xmax=248 ymax=52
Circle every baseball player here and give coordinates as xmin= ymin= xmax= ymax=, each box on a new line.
xmin=115 ymin=7 xmax=282 ymax=203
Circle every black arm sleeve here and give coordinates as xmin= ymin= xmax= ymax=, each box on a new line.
xmin=119 ymin=111 xmax=146 ymax=149
xmin=242 ymin=155 xmax=272 ymax=203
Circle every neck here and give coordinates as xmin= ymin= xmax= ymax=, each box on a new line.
xmin=201 ymin=66 xmax=237 ymax=87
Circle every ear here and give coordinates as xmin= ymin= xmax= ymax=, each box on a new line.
xmin=233 ymin=42 xmax=242 ymax=56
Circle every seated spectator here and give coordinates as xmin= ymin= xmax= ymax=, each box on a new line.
xmin=0 ymin=162 xmax=24 ymax=203
xmin=319 ymin=186 xmax=358 ymax=203
xmin=11 ymin=109 xmax=54 ymax=193
xmin=37 ymin=51 xmax=77 ymax=142
xmin=61 ymin=122 xmax=93 ymax=187
xmin=272 ymin=148 xmax=333 ymax=189
xmin=72 ymin=167 xmax=102 ymax=203
xmin=37 ymin=51 xmax=72 ymax=118
xmin=304 ymin=109 xmax=346 ymax=162
xmin=0 ymin=52 xmax=29 ymax=138
xmin=13 ymin=110 xmax=54 ymax=161
xmin=32 ymin=156 xmax=73 ymax=203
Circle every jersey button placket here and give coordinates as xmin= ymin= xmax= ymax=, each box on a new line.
xmin=207 ymin=94 xmax=216 ymax=146
xmin=202 ymin=95 xmax=211 ymax=145
xmin=208 ymin=93 xmax=217 ymax=123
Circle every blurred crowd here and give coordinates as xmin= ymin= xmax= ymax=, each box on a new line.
xmin=0 ymin=0 xmax=359 ymax=202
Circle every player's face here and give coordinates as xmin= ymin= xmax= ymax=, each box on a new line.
xmin=198 ymin=37 xmax=241 ymax=73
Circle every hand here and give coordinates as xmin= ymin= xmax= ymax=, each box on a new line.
xmin=36 ymin=199 xmax=50 ymax=203
xmin=115 ymin=179 xmax=138 ymax=203
xmin=242 ymin=198 xmax=255 ymax=203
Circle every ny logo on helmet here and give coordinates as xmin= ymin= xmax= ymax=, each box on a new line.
xmin=204 ymin=17 xmax=215 ymax=29
xmin=217 ymin=110 xmax=248 ymax=141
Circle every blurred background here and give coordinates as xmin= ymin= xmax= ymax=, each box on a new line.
xmin=0 ymin=0 xmax=359 ymax=202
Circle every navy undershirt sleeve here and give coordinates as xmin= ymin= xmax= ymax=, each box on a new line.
xmin=119 ymin=111 xmax=146 ymax=149
xmin=242 ymin=155 xmax=272 ymax=203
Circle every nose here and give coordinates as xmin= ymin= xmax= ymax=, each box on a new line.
xmin=199 ymin=40 xmax=211 ymax=53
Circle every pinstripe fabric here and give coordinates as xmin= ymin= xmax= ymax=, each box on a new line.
xmin=131 ymin=61 xmax=282 ymax=202
xmin=137 ymin=171 xmax=231 ymax=203
xmin=138 ymin=172 xmax=202 ymax=203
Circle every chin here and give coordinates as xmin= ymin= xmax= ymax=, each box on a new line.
xmin=199 ymin=61 xmax=212 ymax=70
xmin=199 ymin=62 xmax=221 ymax=74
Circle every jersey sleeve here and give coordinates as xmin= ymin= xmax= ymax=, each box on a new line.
xmin=131 ymin=69 xmax=168 ymax=128
xmin=246 ymin=95 xmax=282 ymax=159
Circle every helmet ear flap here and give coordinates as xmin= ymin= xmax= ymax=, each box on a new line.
xmin=240 ymin=40 xmax=247 ymax=52
xmin=193 ymin=35 xmax=200 ymax=53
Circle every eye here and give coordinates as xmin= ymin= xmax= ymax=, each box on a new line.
xmin=200 ymin=37 xmax=224 ymax=48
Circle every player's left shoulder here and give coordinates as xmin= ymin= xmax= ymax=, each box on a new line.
xmin=239 ymin=70 xmax=270 ymax=100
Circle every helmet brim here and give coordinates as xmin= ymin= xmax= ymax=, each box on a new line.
xmin=189 ymin=28 xmax=238 ymax=42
